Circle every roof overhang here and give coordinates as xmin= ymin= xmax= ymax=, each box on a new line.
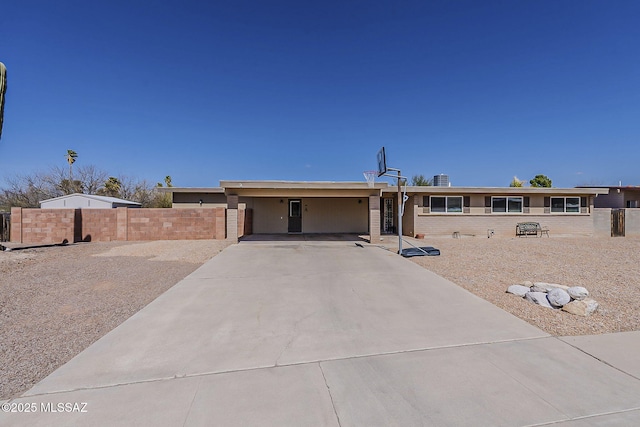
xmin=219 ymin=180 xmax=386 ymax=197
xmin=382 ymin=186 xmax=609 ymax=196
xmin=156 ymin=187 xmax=224 ymax=194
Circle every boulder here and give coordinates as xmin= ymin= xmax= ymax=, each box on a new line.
xmin=568 ymin=286 xmax=589 ymax=301
xmin=532 ymin=282 xmax=570 ymax=292
xmin=547 ymin=288 xmax=571 ymax=308
xmin=524 ymin=292 xmax=554 ymax=309
xmin=507 ymin=285 xmax=531 ymax=297
xmin=562 ymin=299 xmax=599 ymax=316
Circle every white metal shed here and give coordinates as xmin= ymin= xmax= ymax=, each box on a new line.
xmin=39 ymin=193 xmax=142 ymax=209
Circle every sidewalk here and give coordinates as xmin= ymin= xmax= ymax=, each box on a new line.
xmin=2 ymin=238 xmax=639 ymax=426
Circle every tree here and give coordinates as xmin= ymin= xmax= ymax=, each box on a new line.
xmin=154 ymin=175 xmax=174 ymax=208
xmin=411 ymin=174 xmax=433 ymax=186
xmin=0 ymin=166 xmax=171 ymax=210
xmin=509 ymin=176 xmax=524 ymax=187
xmin=66 ymin=150 xmax=78 ymax=180
xmin=0 ymin=172 xmax=53 ymax=209
xmin=99 ymin=177 xmax=122 ymax=197
xmin=530 ymin=174 xmax=552 ymax=188
xmin=75 ymin=165 xmax=109 ymax=194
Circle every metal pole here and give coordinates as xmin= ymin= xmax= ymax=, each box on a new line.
xmin=397 ymin=170 xmax=402 ymax=254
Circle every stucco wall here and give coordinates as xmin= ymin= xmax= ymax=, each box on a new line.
xmin=172 ymin=192 xmax=228 ymax=208
xmin=594 ymin=191 xmax=625 ymax=208
xmin=252 ymin=198 xmax=288 ymax=234
xmin=251 ymin=197 xmax=368 ymax=234
xmin=403 ymin=195 xmax=415 ymax=236
xmin=303 ymin=198 xmax=368 ymax=233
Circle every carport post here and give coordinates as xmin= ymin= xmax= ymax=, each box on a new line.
xmin=368 ymin=195 xmax=380 ymax=242
xmin=226 ymin=194 xmax=239 ymax=243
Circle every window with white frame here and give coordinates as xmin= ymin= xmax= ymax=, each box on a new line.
xmin=430 ymin=196 xmax=463 ymax=213
xmin=491 ymin=196 xmax=523 ymax=213
xmin=551 ymin=197 xmax=580 ymax=213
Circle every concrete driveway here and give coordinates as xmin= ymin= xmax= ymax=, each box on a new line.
xmin=3 ymin=237 xmax=640 ymax=426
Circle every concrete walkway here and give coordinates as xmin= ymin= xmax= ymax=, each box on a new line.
xmin=2 ymin=237 xmax=640 ymax=426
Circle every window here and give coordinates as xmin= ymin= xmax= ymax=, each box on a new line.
xmin=551 ymin=197 xmax=580 ymax=213
xmin=430 ymin=196 xmax=463 ymax=213
xmin=492 ymin=197 xmax=523 ymax=213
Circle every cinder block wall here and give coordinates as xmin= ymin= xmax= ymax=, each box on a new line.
xmin=626 ymin=208 xmax=640 ymax=237
xmin=127 ymin=208 xmax=223 ymax=240
xmin=79 ymin=209 xmax=118 ymax=242
xmin=414 ymin=214 xmax=594 ymax=237
xmin=11 ymin=207 xmax=234 ymax=243
xmin=11 ymin=208 xmax=75 ymax=244
xmin=592 ymin=208 xmax=612 ymax=238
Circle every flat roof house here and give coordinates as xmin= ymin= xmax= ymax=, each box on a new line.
xmin=163 ymin=181 xmax=608 ymax=241
xmin=581 ymin=186 xmax=640 ymax=209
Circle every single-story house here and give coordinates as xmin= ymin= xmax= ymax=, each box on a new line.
xmin=40 ymin=193 xmax=141 ymax=209
xmin=161 ymin=181 xmax=609 ymax=241
xmin=580 ymin=186 xmax=640 ymax=209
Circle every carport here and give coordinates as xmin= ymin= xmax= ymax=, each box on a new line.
xmin=220 ymin=181 xmax=387 ymax=242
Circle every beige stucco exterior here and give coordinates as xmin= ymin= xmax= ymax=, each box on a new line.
xmin=164 ymin=182 xmax=609 ymax=239
xmin=251 ymin=197 xmax=369 ymax=234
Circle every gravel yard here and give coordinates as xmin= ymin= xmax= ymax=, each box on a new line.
xmin=398 ymin=236 xmax=640 ymax=337
xmin=0 ymin=240 xmax=229 ymax=400
xmin=2 ymin=236 xmax=639 ymax=400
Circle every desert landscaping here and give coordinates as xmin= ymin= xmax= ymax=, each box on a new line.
xmin=2 ymin=236 xmax=639 ymax=400
xmin=406 ymin=236 xmax=640 ymax=337
xmin=0 ymin=240 xmax=230 ymax=400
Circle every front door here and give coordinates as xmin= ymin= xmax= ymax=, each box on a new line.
xmin=288 ymin=199 xmax=302 ymax=233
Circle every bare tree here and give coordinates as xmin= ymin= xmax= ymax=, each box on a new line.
xmin=1 ymin=167 xmax=173 ymax=210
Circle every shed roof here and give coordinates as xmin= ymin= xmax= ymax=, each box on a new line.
xmin=40 ymin=193 xmax=141 ymax=206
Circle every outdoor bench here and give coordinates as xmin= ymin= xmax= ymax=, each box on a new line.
xmin=516 ymin=222 xmax=549 ymax=237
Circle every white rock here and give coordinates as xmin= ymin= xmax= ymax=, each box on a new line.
xmin=532 ymin=282 xmax=570 ymax=292
xmin=568 ymin=286 xmax=589 ymax=301
xmin=524 ymin=292 xmax=554 ymax=309
xmin=507 ymin=285 xmax=531 ymax=297
xmin=547 ymin=288 xmax=571 ymax=308
xmin=562 ymin=299 xmax=599 ymax=316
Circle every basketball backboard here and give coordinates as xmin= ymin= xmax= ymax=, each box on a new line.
xmin=377 ymin=147 xmax=387 ymax=177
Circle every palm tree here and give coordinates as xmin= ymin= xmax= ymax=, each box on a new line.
xmin=411 ymin=174 xmax=433 ymax=186
xmin=102 ymin=176 xmax=122 ymax=197
xmin=66 ymin=150 xmax=78 ymax=180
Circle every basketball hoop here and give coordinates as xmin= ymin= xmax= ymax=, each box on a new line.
xmin=363 ymin=171 xmax=377 ymax=188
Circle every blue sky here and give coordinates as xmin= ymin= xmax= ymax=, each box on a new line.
xmin=1 ymin=0 xmax=639 ymax=188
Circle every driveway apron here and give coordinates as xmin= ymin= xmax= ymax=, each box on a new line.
xmin=4 ymin=238 xmax=640 ymax=426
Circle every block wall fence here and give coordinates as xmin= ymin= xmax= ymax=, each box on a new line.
xmin=411 ymin=208 xmax=640 ymax=238
xmin=10 ymin=207 xmax=253 ymax=244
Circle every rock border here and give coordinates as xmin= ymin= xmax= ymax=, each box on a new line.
xmin=507 ymin=282 xmax=598 ymax=316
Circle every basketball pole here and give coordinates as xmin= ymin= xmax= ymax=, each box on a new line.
xmin=397 ymin=169 xmax=402 ymax=255
xmin=383 ymin=167 xmax=405 ymax=255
